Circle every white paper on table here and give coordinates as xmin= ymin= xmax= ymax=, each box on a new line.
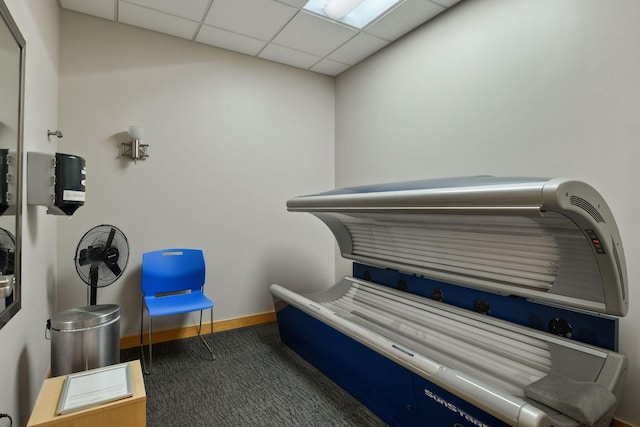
xmin=57 ymin=363 xmax=133 ymax=415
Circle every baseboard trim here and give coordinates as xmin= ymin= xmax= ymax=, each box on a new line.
xmin=120 ymin=311 xmax=277 ymax=350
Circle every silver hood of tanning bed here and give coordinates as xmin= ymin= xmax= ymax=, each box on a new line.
xmin=287 ymin=176 xmax=628 ymax=316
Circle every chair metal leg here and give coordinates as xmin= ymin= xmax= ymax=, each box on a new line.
xmin=197 ymin=309 xmax=215 ymax=360
xmin=149 ymin=318 xmax=153 ymax=373
xmin=210 ymin=307 xmax=215 ymax=360
xmin=142 ymin=307 xmax=214 ymax=374
xmin=140 ymin=299 xmax=150 ymax=375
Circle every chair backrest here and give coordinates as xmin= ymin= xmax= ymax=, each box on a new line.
xmin=142 ymin=249 xmax=206 ymax=296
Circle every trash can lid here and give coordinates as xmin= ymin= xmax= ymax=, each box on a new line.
xmin=50 ymin=304 xmax=120 ymax=331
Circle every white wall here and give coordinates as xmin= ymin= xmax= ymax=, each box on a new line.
xmin=57 ymin=11 xmax=335 ymax=337
xmin=335 ymin=0 xmax=640 ymax=424
xmin=0 ymin=0 xmax=59 ymax=425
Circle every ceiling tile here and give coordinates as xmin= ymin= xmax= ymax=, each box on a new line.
xmin=272 ymin=11 xmax=357 ymax=57
xmin=61 ymin=0 xmax=116 ymax=21
xmin=122 ymin=0 xmax=211 ymax=22
xmin=365 ymin=0 xmax=443 ymax=41
xmin=60 ymin=0 xmax=462 ymax=74
xmin=119 ymin=2 xmax=199 ymax=40
xmin=259 ymin=44 xmax=321 ymax=70
xmin=204 ymin=0 xmax=297 ymax=42
xmin=275 ymin=0 xmax=308 ymax=7
xmin=310 ymin=59 xmax=350 ymax=76
xmin=328 ymin=32 xmax=389 ymax=66
xmin=196 ymin=25 xmax=267 ymax=56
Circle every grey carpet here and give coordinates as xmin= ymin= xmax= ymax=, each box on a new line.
xmin=120 ymin=322 xmax=387 ymax=427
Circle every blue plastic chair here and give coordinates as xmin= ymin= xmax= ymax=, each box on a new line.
xmin=140 ymin=249 xmax=215 ymax=374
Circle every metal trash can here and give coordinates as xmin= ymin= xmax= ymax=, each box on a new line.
xmin=47 ymin=304 xmax=121 ymax=377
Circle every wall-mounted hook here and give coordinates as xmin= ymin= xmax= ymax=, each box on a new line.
xmin=47 ymin=130 xmax=63 ymax=139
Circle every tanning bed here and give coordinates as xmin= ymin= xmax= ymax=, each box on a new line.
xmin=270 ymin=177 xmax=628 ymax=427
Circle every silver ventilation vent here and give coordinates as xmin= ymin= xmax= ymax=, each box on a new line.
xmin=570 ymin=196 xmax=605 ymax=223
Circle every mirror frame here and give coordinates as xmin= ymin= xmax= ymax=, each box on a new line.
xmin=0 ymin=0 xmax=24 ymax=330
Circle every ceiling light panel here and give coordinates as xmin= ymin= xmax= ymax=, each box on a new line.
xmin=205 ymin=0 xmax=298 ymax=42
xmin=304 ymin=0 xmax=403 ymax=29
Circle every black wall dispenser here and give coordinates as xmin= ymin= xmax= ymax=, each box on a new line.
xmin=27 ymin=152 xmax=86 ymax=216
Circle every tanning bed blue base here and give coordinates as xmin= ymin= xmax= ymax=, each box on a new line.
xmin=275 ymin=301 xmax=510 ymax=427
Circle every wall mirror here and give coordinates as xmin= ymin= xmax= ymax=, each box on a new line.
xmin=0 ymin=0 xmax=24 ymax=330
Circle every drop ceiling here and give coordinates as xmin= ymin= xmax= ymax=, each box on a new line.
xmin=58 ymin=0 xmax=461 ymax=76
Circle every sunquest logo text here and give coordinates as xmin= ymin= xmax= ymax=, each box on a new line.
xmin=424 ymin=388 xmax=491 ymax=427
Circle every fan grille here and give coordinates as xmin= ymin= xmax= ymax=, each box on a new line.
xmin=74 ymin=224 xmax=129 ymax=288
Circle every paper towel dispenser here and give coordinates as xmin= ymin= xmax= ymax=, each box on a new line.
xmin=28 ymin=152 xmax=86 ymax=216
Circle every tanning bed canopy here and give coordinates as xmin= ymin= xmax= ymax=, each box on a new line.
xmin=287 ymin=177 xmax=628 ymax=316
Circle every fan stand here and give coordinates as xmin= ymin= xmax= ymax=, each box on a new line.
xmin=89 ymin=264 xmax=99 ymax=305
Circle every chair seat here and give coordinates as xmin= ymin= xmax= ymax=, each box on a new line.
xmin=144 ymin=291 xmax=214 ymax=317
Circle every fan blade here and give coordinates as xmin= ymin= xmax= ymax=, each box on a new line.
xmin=107 ymin=262 xmax=121 ymax=277
xmin=105 ymin=228 xmax=116 ymax=248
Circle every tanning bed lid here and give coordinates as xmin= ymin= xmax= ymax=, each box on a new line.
xmin=287 ymin=177 xmax=628 ymax=316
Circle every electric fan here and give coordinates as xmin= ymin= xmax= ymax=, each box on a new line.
xmin=74 ymin=224 xmax=129 ymax=305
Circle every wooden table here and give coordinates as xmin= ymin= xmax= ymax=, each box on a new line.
xmin=27 ymin=360 xmax=146 ymax=427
